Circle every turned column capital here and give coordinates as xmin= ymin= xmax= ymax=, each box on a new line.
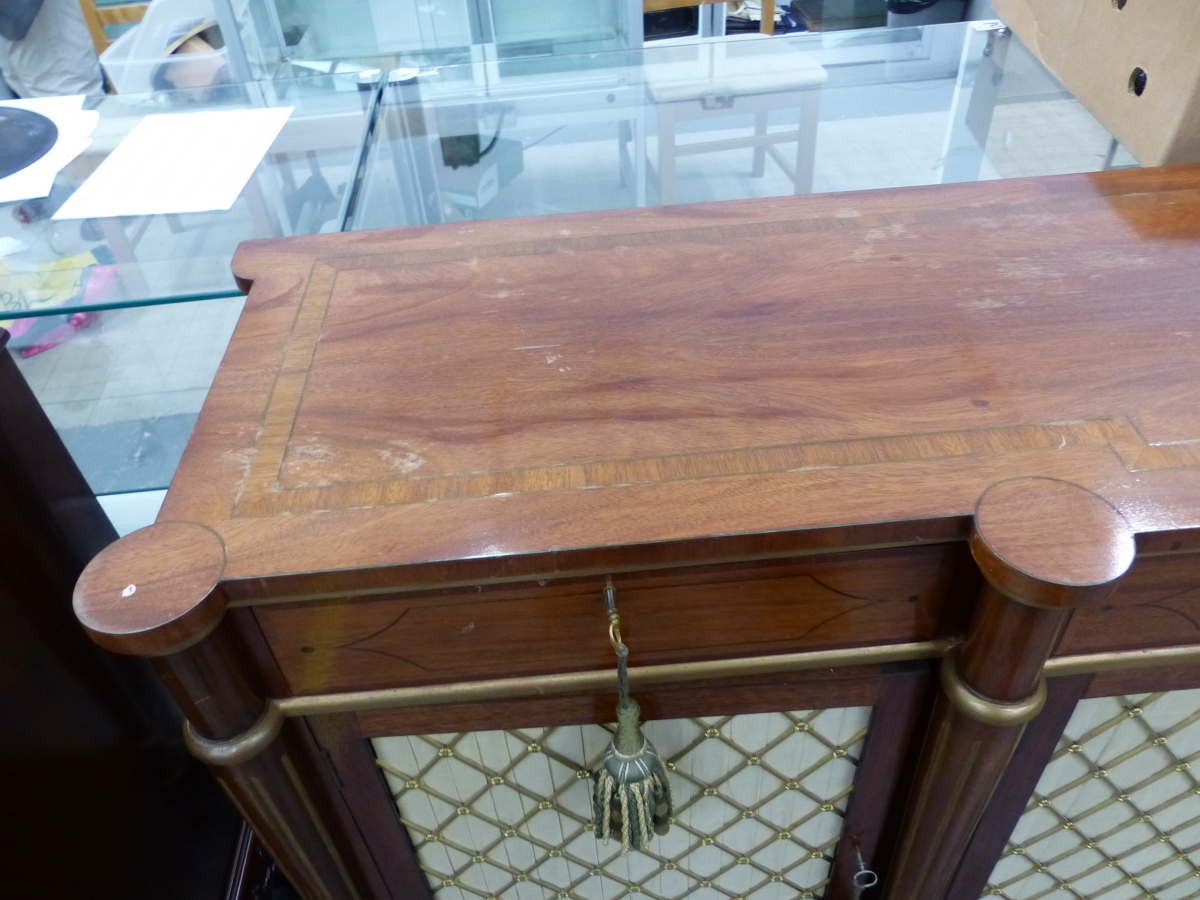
xmin=969 ymin=476 xmax=1135 ymax=609
xmin=73 ymin=520 xmax=228 ymax=657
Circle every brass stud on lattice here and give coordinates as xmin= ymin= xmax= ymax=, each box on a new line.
xmin=629 ymin=886 xmax=641 ymax=893
xmin=741 ymin=810 xmax=755 ymax=819
xmin=1067 ymin=743 xmax=1083 ymax=753
xmin=527 ymin=743 xmax=542 ymax=753
xmin=1118 ymin=793 xmax=1131 ymax=801
xmin=802 ymin=892 xmax=814 ymax=898
xmin=472 ymin=855 xmax=485 ymax=863
xmin=699 ymin=881 xmax=712 ymax=888
xmin=795 ymin=722 xmax=810 ymax=732
xmin=438 ymin=748 xmax=453 ymax=758
xmin=1062 ymin=821 xmax=1075 ymax=830
xmin=747 ymin=756 xmax=761 ymax=766
xmin=591 ymin=869 xmax=602 ymax=876
xmin=701 ymin=838 xmax=715 ymax=846
xmin=1179 ymin=763 xmax=1191 ymax=771
xmin=1086 ymin=842 xmax=1099 ymax=849
xmin=558 ymin=893 xmax=569 ymax=899
xmin=405 ymin=779 xmax=418 ymax=789
xmin=737 ymin=857 xmax=750 ymax=865
xmin=1012 ymin=848 xmax=1025 ymax=856
xmin=1155 ymin=737 xmax=1169 ymax=745
xmin=785 ymin=781 xmax=800 ymax=790
xmin=1127 ymin=707 xmax=1143 ymax=717
xmin=705 ymin=728 xmax=720 ymax=738
xmin=833 ymin=748 xmax=847 ymax=757
xmin=664 ymin=863 xmax=678 ymax=870
xmin=426 ymin=834 xmax=438 ymax=842
xmin=538 ymin=801 xmax=553 ymax=810
xmin=770 ymin=875 xmax=783 ymax=883
xmin=441 ymin=879 xmax=455 ymax=887
xmin=778 ymin=831 xmax=791 ymax=839
xmin=810 ymin=851 xmax=823 ymax=859
xmin=1092 ymin=770 xmax=1107 ymax=778
xmin=704 ymin=788 xmax=718 ymax=796
xmin=1037 ymin=799 xmax=1051 ymax=807
xmin=548 ymin=850 xmax=562 ymax=858
xmin=503 ymin=829 xmax=517 ymax=838
xmin=575 ymin=770 xmax=589 ymax=779
xmin=666 ymin=761 xmax=677 ymax=771
xmin=490 ymin=776 xmax=504 ymax=785
xmin=456 ymin=806 xmax=470 ymax=816
xmin=516 ymin=874 xmax=529 ymax=882
xmin=820 ymin=803 xmax=835 ymax=812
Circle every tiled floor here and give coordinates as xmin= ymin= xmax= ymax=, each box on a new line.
xmin=14 ymin=296 xmax=243 ymax=494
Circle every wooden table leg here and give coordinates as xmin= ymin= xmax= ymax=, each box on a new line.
xmin=752 ymin=110 xmax=768 ymax=178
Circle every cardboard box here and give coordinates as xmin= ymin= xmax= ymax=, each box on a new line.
xmin=993 ymin=0 xmax=1200 ymax=166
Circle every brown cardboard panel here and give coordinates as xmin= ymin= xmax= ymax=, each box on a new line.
xmin=994 ymin=0 xmax=1200 ymax=166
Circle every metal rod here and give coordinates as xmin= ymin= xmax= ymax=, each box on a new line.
xmin=336 ymin=70 xmax=387 ymax=233
xmin=1045 ymin=644 xmax=1200 ymax=677
xmin=274 ymin=638 xmax=959 ymax=718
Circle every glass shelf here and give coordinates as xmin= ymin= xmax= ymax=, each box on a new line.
xmin=348 ymin=22 xmax=1136 ymax=233
xmin=0 ymin=72 xmax=374 ymax=328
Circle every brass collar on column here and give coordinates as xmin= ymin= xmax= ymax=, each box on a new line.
xmin=184 ymin=702 xmax=285 ymax=766
xmin=940 ymin=650 xmax=1047 ymax=727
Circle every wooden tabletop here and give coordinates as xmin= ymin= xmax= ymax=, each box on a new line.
xmin=114 ymin=168 xmax=1200 ymax=599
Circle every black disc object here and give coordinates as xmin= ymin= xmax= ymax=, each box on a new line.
xmin=0 ymin=107 xmax=58 ymax=180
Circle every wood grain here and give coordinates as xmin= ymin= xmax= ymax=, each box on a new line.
xmin=1058 ymin=550 xmax=1200 ymax=654
xmin=255 ymin=545 xmax=955 ymax=695
xmin=970 ymin=477 xmax=1135 ymax=609
xmin=137 ymin=167 xmax=1200 ymax=594
xmin=74 ymin=521 xmax=227 ymax=656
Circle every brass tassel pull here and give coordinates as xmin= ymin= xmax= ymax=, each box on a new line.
xmin=593 ymin=585 xmax=674 ymax=853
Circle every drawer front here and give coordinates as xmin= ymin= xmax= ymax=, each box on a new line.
xmin=1057 ymin=551 xmax=1200 ymax=656
xmin=254 ymin=543 xmax=960 ymax=696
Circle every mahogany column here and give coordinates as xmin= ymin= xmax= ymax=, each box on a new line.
xmin=884 ymin=477 xmax=1136 ymax=900
xmin=73 ymin=521 xmax=381 ymax=900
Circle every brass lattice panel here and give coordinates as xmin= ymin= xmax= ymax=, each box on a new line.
xmin=984 ymin=689 xmax=1200 ymax=900
xmin=373 ymin=707 xmax=870 ymax=900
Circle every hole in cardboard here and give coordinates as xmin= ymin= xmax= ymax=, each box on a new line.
xmin=1129 ymin=67 xmax=1147 ymax=96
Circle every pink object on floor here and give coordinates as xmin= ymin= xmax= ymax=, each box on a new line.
xmin=21 ymin=311 xmax=99 ymax=358
xmin=15 ymin=264 xmax=117 ymax=358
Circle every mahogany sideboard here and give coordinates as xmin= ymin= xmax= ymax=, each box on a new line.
xmin=75 ymin=166 xmax=1200 ymax=900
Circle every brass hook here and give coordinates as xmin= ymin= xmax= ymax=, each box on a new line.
xmin=605 ymin=584 xmax=623 ymax=654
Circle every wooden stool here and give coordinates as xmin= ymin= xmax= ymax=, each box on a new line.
xmin=645 ymin=42 xmax=826 ymax=203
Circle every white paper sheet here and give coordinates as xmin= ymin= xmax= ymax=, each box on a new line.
xmin=0 ymin=95 xmax=99 ymax=204
xmin=52 ymin=106 xmax=294 ymax=220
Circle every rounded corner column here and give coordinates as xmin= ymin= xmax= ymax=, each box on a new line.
xmin=74 ymin=521 xmax=373 ymax=900
xmin=884 ymin=477 xmax=1135 ymax=900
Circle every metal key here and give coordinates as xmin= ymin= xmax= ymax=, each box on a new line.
xmin=853 ymin=849 xmax=879 ymax=900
